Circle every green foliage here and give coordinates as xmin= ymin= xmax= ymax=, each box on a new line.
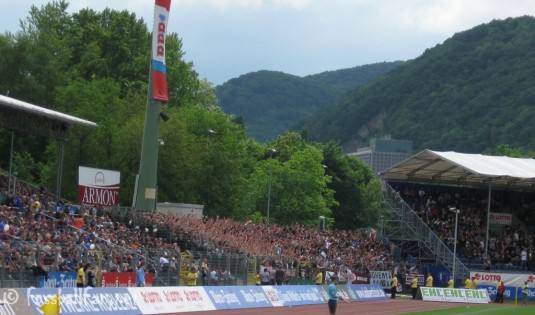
xmin=321 ymin=141 xmax=381 ymax=229
xmin=495 ymin=144 xmax=535 ymax=158
xmin=216 ymin=63 xmax=402 ymax=143
xmin=300 ymin=16 xmax=535 ymax=153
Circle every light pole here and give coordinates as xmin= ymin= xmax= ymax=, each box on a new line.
xmin=267 ymin=149 xmax=276 ymax=224
xmin=449 ymin=207 xmax=460 ymax=282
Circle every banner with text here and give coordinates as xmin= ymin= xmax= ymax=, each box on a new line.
xmin=470 ymin=271 xmax=535 ymax=286
xmin=369 ymin=271 xmax=392 ymax=289
xmin=78 ymin=166 xmax=120 ymax=206
xmin=262 ymin=285 xmax=326 ymax=307
xmin=489 ymin=212 xmax=513 ymax=225
xmin=347 ymin=284 xmax=388 ymax=301
xmin=39 ymin=272 xmax=78 ymax=288
xmin=419 ymin=287 xmax=490 ymax=303
xmin=26 ymin=287 xmax=140 ymax=315
xmin=151 ymin=0 xmax=171 ymax=101
xmin=101 ymin=272 xmax=154 ymax=287
xmin=17 ymin=285 xmax=389 ymax=315
xmin=128 ymin=286 xmax=215 ymax=313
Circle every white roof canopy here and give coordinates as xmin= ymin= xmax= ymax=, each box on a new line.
xmin=381 ymin=150 xmax=535 ymax=189
xmin=0 ymin=94 xmax=98 ymax=128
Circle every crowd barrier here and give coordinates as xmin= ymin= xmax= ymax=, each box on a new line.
xmin=0 ymin=284 xmax=388 ymax=315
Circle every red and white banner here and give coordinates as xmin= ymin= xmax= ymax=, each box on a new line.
xmin=78 ymin=166 xmax=120 ymax=206
xmin=129 ymin=286 xmax=215 ymax=313
xmin=151 ymin=0 xmax=171 ymax=101
xmin=470 ymin=271 xmax=535 ymax=286
xmin=101 ymin=272 xmax=154 ymax=287
xmin=351 ymin=273 xmax=369 ymax=284
xmin=489 ymin=212 xmax=513 ymax=225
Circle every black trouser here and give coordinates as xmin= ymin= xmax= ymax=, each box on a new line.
xmin=328 ymin=299 xmax=337 ymax=314
xmin=412 ymin=287 xmax=417 ymax=299
xmin=391 ymin=286 xmax=396 ymax=299
xmin=497 ymin=292 xmax=504 ymax=303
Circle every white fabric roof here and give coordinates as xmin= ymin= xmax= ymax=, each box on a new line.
xmin=382 ymin=150 xmax=535 ymax=189
xmin=0 ymin=94 xmax=98 ymax=128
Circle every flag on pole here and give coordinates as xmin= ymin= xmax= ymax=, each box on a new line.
xmin=41 ymin=293 xmax=60 ymax=315
xmin=151 ymin=0 xmax=172 ymax=101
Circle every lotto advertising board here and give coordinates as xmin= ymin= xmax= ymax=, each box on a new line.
xmin=470 ymin=271 xmax=535 ymax=286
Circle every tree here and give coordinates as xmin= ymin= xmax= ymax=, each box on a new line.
xmin=322 ymin=141 xmax=380 ymax=229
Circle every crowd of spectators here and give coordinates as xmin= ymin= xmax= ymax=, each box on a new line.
xmin=136 ymin=211 xmax=395 ymax=275
xmin=394 ymin=184 xmax=535 ymax=271
xmin=0 ymin=173 xmax=396 ymax=285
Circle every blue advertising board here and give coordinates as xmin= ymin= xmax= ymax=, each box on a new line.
xmin=205 ymin=286 xmax=272 ymax=310
xmin=264 ymin=285 xmax=326 ymax=306
xmin=38 ymin=272 xmax=78 ymax=288
xmin=348 ymin=284 xmax=389 ymax=301
xmin=479 ymin=285 xmax=535 ymax=301
xmin=25 ymin=287 xmax=141 ymax=315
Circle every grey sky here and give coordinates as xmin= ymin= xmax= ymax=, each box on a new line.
xmin=2 ymin=0 xmax=535 ymax=85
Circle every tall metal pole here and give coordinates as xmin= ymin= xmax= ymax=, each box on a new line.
xmin=266 ymin=149 xmax=276 ymax=224
xmin=452 ymin=208 xmax=459 ymax=282
xmin=134 ymin=72 xmax=161 ymax=211
xmin=485 ymin=183 xmax=492 ymax=259
xmin=8 ymin=131 xmax=14 ymax=194
xmin=135 ymin=0 xmax=171 ymax=211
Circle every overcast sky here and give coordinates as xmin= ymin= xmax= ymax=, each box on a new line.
xmin=2 ymin=0 xmax=535 ymax=85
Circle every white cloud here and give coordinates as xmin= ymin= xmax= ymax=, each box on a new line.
xmin=3 ymin=0 xmax=535 ymax=84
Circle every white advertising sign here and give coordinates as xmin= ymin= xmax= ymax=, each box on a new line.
xmin=420 ymin=288 xmax=490 ymax=303
xmin=471 ymin=271 xmax=535 ymax=286
xmin=369 ymin=271 xmax=392 ymax=289
xmin=128 ymin=287 xmax=216 ymax=314
xmin=78 ymin=166 xmax=121 ymax=206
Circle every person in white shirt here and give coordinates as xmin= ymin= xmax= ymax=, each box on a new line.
xmin=521 ymin=248 xmax=528 ymax=270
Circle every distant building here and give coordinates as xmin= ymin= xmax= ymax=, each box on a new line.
xmin=348 ymin=136 xmax=413 ymax=175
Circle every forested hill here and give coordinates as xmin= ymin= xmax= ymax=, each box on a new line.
xmin=216 ymin=62 xmax=403 ymax=142
xmin=296 ymin=16 xmax=535 ymax=154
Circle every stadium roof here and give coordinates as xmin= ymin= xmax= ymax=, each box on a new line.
xmin=0 ymin=94 xmax=98 ymax=128
xmin=381 ymin=149 xmax=535 ymax=189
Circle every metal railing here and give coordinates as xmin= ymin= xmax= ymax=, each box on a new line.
xmin=381 ymin=182 xmax=470 ymax=282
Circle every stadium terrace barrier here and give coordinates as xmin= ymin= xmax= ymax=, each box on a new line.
xmin=5 ymin=284 xmax=388 ymax=315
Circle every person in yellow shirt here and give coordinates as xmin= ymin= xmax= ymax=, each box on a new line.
xmin=426 ymin=273 xmax=433 ymax=287
xmin=464 ymin=276 xmax=472 ymax=289
xmin=315 ymin=270 xmax=323 ymax=285
xmin=77 ymin=262 xmax=85 ymax=288
xmin=410 ymin=276 xmax=418 ymax=299
xmin=447 ymin=276 xmax=454 ymax=288
xmin=255 ymin=272 xmax=261 ymax=286
xmin=186 ymin=267 xmax=198 ymax=286
xmin=470 ymin=277 xmax=477 ymax=289
xmin=391 ymin=274 xmax=398 ymax=299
